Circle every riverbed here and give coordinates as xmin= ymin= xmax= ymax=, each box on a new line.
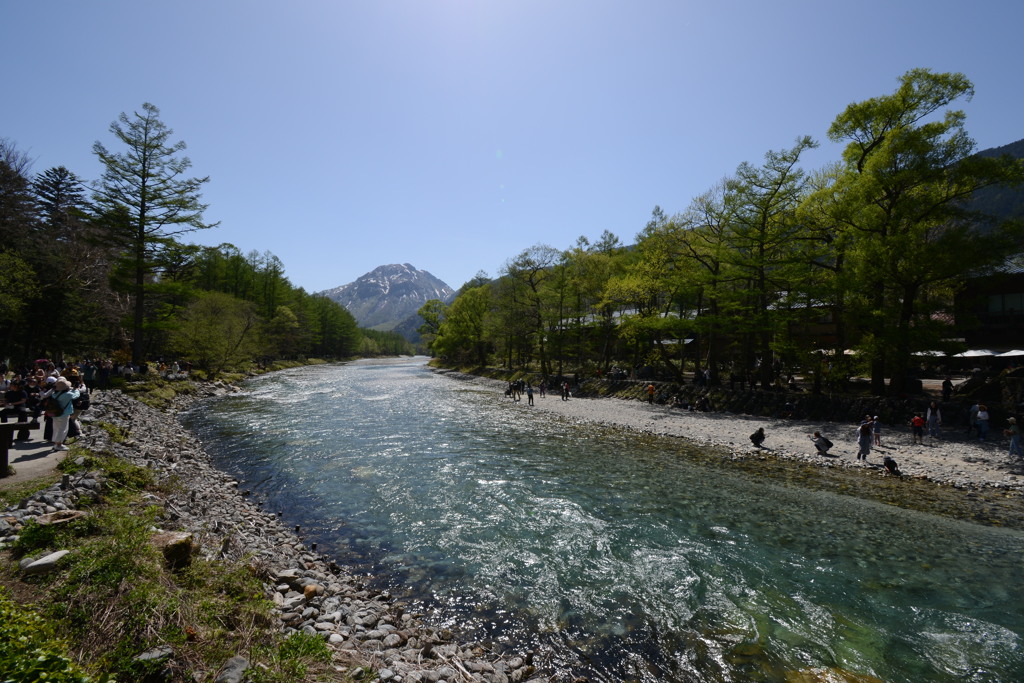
xmin=182 ymin=358 xmax=1024 ymax=682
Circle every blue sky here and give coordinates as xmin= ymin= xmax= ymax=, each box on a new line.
xmin=6 ymin=1 xmax=1022 ymax=293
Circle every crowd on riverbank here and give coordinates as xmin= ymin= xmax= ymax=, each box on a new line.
xmin=449 ymin=371 xmax=1024 ymax=494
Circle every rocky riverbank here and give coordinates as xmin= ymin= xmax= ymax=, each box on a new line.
xmin=1 ymin=385 xmax=547 ymax=683
xmin=445 ymin=371 xmax=1024 ymax=493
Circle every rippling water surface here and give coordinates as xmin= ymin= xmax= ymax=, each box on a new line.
xmin=182 ymin=358 xmax=1024 ymax=682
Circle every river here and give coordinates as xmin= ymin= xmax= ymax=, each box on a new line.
xmin=181 ymin=358 xmax=1024 ymax=682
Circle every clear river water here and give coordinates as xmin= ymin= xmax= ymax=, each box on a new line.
xmin=181 ymin=358 xmax=1024 ymax=682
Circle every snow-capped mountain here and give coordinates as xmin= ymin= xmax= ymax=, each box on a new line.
xmin=319 ymin=263 xmax=455 ymax=331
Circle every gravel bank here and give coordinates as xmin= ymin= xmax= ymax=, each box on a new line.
xmin=442 ymin=371 xmax=1024 ymax=494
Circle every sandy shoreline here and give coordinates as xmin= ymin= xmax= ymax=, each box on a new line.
xmin=444 ymin=371 xmax=1024 ymax=494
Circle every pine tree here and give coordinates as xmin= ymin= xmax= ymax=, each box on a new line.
xmin=92 ymin=103 xmax=218 ymax=364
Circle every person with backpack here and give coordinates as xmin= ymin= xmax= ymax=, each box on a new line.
xmin=44 ymin=377 xmax=79 ymax=452
xmin=67 ymin=376 xmax=90 ymax=439
xmin=809 ymin=431 xmax=833 ymax=455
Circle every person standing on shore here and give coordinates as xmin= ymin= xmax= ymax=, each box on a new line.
xmin=1004 ymin=417 xmax=1021 ymax=458
xmin=857 ymin=416 xmax=873 ymax=460
xmin=48 ymin=378 xmax=79 ymax=452
xmin=526 ymin=383 xmax=534 ymax=406
xmin=968 ymin=402 xmax=980 ymax=438
xmin=872 ymin=416 xmax=882 ymax=446
xmin=910 ymin=413 xmax=926 ymax=445
xmin=646 ymin=383 xmax=655 ymax=403
xmin=941 ymin=376 xmax=954 ymax=402
xmin=926 ymin=401 xmax=942 ymax=440
xmin=976 ymin=404 xmax=990 ymax=441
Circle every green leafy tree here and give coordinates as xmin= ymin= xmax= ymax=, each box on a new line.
xmin=434 ymin=285 xmax=492 ymax=366
xmin=92 ymin=103 xmax=218 ymax=364
xmin=267 ymin=305 xmax=302 ymax=356
xmin=559 ymin=233 xmax=624 ymax=373
xmin=808 ymin=69 xmax=1024 ymax=394
xmin=0 ymin=250 xmax=36 ymax=333
xmin=169 ymin=291 xmax=261 ymax=376
xmin=722 ymin=136 xmax=817 ymax=387
xmin=500 ymin=245 xmax=560 ymax=374
xmin=0 ymin=139 xmax=38 ymax=252
xmin=417 ymin=298 xmax=448 ymax=353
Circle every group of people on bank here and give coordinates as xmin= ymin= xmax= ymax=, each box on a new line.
xmin=1 ymin=356 xmax=194 ymax=457
xmin=744 ymin=401 xmax=1021 ymax=472
xmin=505 ymin=377 xmax=577 ymax=405
xmin=1 ymin=360 xmax=90 ymax=453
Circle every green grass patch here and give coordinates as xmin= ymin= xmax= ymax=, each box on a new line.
xmin=93 ymin=420 xmax=129 ymax=443
xmin=57 ymin=448 xmax=156 ymax=498
xmin=0 ymin=588 xmax=106 ymax=682
xmin=249 ymin=631 xmax=335 ymax=682
xmin=122 ymin=377 xmax=192 ymax=409
xmin=3 ymin=455 xmax=349 ymax=680
xmin=0 ymin=473 xmax=63 ymax=508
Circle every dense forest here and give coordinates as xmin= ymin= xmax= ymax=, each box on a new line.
xmin=419 ymin=69 xmax=1024 ymax=397
xmin=0 ymin=104 xmax=413 ymax=375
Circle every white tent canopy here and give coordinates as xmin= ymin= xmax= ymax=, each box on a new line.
xmin=997 ymin=350 xmax=1024 ymax=357
xmin=953 ymin=349 xmax=998 ymax=358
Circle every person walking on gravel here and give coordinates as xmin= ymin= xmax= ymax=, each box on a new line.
xmin=857 ymin=416 xmax=873 ymax=460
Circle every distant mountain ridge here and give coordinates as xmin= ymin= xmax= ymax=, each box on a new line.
xmin=319 ymin=263 xmax=455 ymax=333
xmin=971 ymin=137 xmax=1024 ymax=223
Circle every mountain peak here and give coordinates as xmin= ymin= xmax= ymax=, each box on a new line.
xmin=319 ymin=264 xmax=455 ymax=332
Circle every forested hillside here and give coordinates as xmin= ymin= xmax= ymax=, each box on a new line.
xmin=0 ymin=104 xmax=412 ymax=374
xmin=971 ymin=138 xmax=1024 ymax=223
xmin=419 ymin=70 xmax=1024 ymax=397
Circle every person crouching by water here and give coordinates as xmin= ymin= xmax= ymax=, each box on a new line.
xmin=857 ymin=415 xmax=873 ymax=461
xmin=750 ymin=427 xmax=766 ymax=449
xmin=809 ymin=431 xmax=833 ymax=456
xmin=883 ymin=455 xmax=901 ymax=476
